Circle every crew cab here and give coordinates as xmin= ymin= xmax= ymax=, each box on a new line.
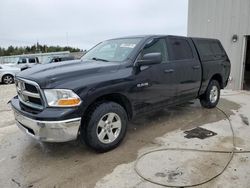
xmin=6 ymin=56 xmax=40 ymax=71
xmin=10 ymin=35 xmax=230 ymax=152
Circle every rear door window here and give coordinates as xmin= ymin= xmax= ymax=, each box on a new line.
xmin=167 ymin=38 xmax=194 ymax=61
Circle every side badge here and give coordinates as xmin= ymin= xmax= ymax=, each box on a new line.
xmin=137 ymin=82 xmax=149 ymax=88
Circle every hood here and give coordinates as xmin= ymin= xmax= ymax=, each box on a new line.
xmin=1 ymin=64 xmax=20 ymax=71
xmin=16 ymin=60 xmax=121 ymax=88
xmin=4 ymin=63 xmax=16 ymax=67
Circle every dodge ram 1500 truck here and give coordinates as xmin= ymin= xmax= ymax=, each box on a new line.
xmin=11 ymin=35 xmax=230 ymax=152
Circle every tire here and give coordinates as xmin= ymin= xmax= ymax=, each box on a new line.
xmin=200 ymin=80 xmax=220 ymax=108
xmin=2 ymin=74 xmax=14 ymax=84
xmin=81 ymin=101 xmax=128 ymax=152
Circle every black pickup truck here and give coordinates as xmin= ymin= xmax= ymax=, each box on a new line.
xmin=11 ymin=35 xmax=230 ymax=152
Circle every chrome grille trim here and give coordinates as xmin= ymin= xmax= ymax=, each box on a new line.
xmin=22 ymin=90 xmax=40 ymax=98
xmin=15 ymin=78 xmax=45 ymax=110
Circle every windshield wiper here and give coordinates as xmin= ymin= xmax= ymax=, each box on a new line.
xmin=91 ymin=57 xmax=109 ymax=62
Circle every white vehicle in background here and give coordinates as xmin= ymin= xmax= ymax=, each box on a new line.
xmin=0 ymin=65 xmax=20 ymax=84
xmin=6 ymin=57 xmax=40 ymax=71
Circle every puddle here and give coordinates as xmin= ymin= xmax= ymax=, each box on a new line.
xmin=184 ymin=127 xmax=217 ymax=139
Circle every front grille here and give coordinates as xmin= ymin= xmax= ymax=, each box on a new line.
xmin=15 ymin=78 xmax=44 ymax=110
xmin=25 ymin=83 xmax=38 ymax=93
xmin=28 ymin=96 xmax=42 ymax=105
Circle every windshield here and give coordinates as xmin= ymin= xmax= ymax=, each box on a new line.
xmin=81 ymin=38 xmax=142 ymax=62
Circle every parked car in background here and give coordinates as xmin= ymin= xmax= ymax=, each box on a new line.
xmin=43 ymin=56 xmax=75 ymax=64
xmin=0 ymin=65 xmax=20 ymax=84
xmin=6 ymin=57 xmax=40 ymax=71
xmin=11 ymin=35 xmax=230 ymax=152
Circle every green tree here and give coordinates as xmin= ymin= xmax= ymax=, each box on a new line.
xmin=0 ymin=44 xmax=82 ymax=56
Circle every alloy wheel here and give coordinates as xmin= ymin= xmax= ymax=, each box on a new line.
xmin=96 ymin=112 xmax=122 ymax=144
xmin=3 ymin=75 xmax=13 ymax=84
xmin=209 ymin=85 xmax=218 ymax=103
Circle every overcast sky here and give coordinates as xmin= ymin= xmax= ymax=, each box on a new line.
xmin=0 ymin=0 xmax=188 ymax=50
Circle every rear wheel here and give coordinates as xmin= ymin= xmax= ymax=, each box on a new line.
xmin=2 ymin=75 xmax=14 ymax=84
xmin=200 ymin=80 xmax=220 ymax=108
xmin=81 ymin=101 xmax=128 ymax=152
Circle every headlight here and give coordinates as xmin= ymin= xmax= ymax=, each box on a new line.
xmin=44 ymin=89 xmax=81 ymax=107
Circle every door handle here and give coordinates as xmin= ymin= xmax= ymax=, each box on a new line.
xmin=192 ymin=65 xmax=200 ymax=70
xmin=164 ymin=69 xmax=174 ymax=73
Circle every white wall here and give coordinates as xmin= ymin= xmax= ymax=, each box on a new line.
xmin=188 ymin=0 xmax=250 ymax=90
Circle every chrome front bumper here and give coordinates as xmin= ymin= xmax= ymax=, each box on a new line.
xmin=13 ymin=109 xmax=81 ymax=142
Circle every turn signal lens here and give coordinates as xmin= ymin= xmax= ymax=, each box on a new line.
xmin=58 ymin=98 xmax=81 ymax=106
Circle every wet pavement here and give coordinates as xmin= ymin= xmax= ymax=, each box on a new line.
xmin=0 ymin=84 xmax=246 ymax=188
xmin=96 ymin=91 xmax=250 ymax=188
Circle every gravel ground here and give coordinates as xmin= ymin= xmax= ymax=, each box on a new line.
xmin=0 ymin=84 xmax=16 ymax=128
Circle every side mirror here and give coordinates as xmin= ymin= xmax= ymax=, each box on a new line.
xmin=136 ymin=52 xmax=162 ymax=66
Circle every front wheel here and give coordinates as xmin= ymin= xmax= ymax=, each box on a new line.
xmin=82 ymin=102 xmax=128 ymax=152
xmin=200 ymin=80 xmax=220 ymax=108
xmin=2 ymin=75 xmax=14 ymax=84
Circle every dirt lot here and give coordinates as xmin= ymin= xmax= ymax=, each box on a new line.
xmin=0 ymin=84 xmax=249 ymax=188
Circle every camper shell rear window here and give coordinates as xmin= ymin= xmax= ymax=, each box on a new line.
xmin=192 ymin=38 xmax=227 ymax=61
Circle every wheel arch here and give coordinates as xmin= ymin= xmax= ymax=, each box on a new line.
xmin=210 ymin=73 xmax=223 ymax=89
xmin=83 ymin=93 xmax=133 ymax=121
xmin=1 ymin=73 xmax=14 ymax=83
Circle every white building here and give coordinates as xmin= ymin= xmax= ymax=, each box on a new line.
xmin=188 ymin=0 xmax=250 ymax=90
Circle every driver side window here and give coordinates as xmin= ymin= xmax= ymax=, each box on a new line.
xmin=141 ymin=38 xmax=168 ymax=63
xmin=18 ymin=58 xmax=27 ymax=64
